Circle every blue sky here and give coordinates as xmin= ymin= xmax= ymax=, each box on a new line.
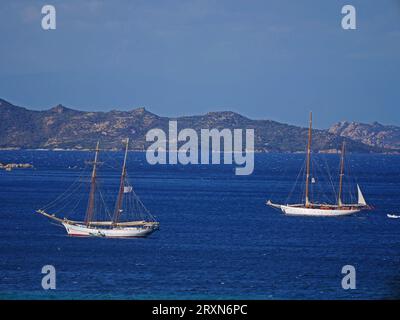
xmin=0 ymin=0 xmax=399 ymax=128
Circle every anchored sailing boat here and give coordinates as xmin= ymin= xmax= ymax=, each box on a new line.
xmin=267 ymin=113 xmax=371 ymax=216
xmin=37 ymin=139 xmax=159 ymax=237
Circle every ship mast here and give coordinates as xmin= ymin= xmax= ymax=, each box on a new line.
xmin=85 ymin=141 xmax=100 ymax=226
xmin=305 ymin=112 xmax=312 ymax=207
xmin=112 ymin=138 xmax=129 ymax=225
xmin=337 ymin=141 xmax=345 ymax=207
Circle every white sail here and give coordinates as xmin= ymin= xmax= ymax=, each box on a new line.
xmin=357 ymin=184 xmax=367 ymax=206
xmin=123 ymin=186 xmax=133 ymax=193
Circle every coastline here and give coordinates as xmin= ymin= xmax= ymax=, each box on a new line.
xmin=1 ymin=148 xmax=399 ymax=155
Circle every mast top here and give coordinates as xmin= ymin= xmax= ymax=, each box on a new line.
xmin=122 ymin=138 xmax=129 ymax=167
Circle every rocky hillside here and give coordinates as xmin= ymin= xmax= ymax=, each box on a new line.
xmin=329 ymin=121 xmax=400 ymax=150
xmin=0 ymin=98 xmax=390 ymax=153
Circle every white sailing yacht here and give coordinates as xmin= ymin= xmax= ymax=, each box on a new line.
xmin=37 ymin=139 xmax=159 ymax=237
xmin=267 ymin=112 xmax=371 ymax=217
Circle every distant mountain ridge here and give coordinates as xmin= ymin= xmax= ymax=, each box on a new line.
xmin=0 ymin=98 xmax=397 ymax=153
xmin=329 ymin=121 xmax=400 ymax=150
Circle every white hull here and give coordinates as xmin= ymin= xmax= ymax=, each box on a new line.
xmin=62 ymin=222 xmax=158 ymax=238
xmin=278 ymin=204 xmax=361 ymax=217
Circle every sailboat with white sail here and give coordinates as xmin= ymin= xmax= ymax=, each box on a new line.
xmin=267 ymin=112 xmax=371 ymax=217
xmin=36 ymin=138 xmax=159 ymax=237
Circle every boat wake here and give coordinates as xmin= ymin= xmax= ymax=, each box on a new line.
xmin=387 ymin=214 xmax=400 ymax=219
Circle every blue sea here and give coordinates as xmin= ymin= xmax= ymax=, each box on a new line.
xmin=0 ymin=150 xmax=400 ymax=300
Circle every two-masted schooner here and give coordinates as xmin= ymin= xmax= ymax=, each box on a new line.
xmin=267 ymin=113 xmax=371 ymax=216
xmin=36 ymin=139 xmax=159 ymax=237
